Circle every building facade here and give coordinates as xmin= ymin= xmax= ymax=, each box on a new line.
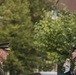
xmin=58 ymin=0 xmax=76 ymax=12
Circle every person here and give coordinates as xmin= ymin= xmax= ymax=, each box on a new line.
xmin=72 ymin=46 xmax=76 ymax=75
xmin=0 ymin=42 xmax=10 ymax=75
xmin=72 ymin=46 xmax=76 ymax=59
xmin=63 ymin=58 xmax=71 ymax=75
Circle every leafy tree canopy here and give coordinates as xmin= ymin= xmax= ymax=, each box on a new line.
xmin=34 ymin=11 xmax=76 ymax=65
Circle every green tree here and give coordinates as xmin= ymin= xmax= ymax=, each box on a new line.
xmin=34 ymin=11 xmax=76 ymax=70
xmin=28 ymin=0 xmax=56 ymax=23
xmin=0 ymin=0 xmax=35 ymax=74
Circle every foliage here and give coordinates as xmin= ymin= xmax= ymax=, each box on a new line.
xmin=0 ymin=0 xmax=34 ymax=74
xmin=34 ymin=11 xmax=76 ymax=66
xmin=0 ymin=0 xmax=76 ymax=74
xmin=28 ymin=0 xmax=55 ymax=23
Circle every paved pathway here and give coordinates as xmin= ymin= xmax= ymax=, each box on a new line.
xmin=40 ymin=72 xmax=57 ymax=75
